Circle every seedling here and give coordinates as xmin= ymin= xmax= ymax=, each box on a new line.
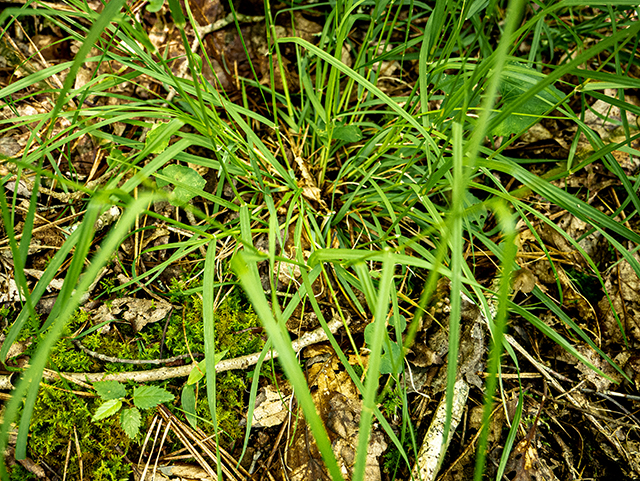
xmin=92 ymin=381 xmax=174 ymax=439
xmin=364 ymin=315 xmax=407 ymax=375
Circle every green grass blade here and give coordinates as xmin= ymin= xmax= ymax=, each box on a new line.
xmin=352 ymin=253 xmax=395 ymax=481
xmin=231 ymin=251 xmax=344 ymax=481
xmin=473 ymin=200 xmax=517 ymax=480
xmin=0 ymin=193 xmax=154 ymax=479
xmin=203 ymin=242 xmax=223 ymax=480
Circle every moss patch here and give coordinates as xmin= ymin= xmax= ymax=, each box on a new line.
xmin=12 ymin=290 xmax=264 ymax=476
xmin=24 ymin=384 xmax=132 ymax=480
xmin=168 ymin=293 xmax=264 ymax=445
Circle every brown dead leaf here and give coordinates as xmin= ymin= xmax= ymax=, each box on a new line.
xmin=251 ymin=384 xmax=292 ymax=428
xmin=0 ymin=273 xmax=25 ymax=303
xmin=286 ymin=350 xmax=386 ymax=481
xmin=1 ymin=337 xmax=32 ymax=362
xmin=469 ymin=405 xmax=504 ymax=444
xmin=583 ymin=89 xmax=639 ymax=140
xmin=294 ymin=155 xmax=329 ymax=210
xmin=159 ymin=463 xmax=213 ymax=479
xmin=5 ymin=446 xmax=46 ymax=479
xmin=529 ymin=260 xmax=595 ymax=320
xmin=91 ymin=297 xmax=173 ymax=332
xmin=505 ymin=437 xmax=560 ymax=481
xmin=537 ymin=212 xmax=605 ymax=266
xmin=573 ymin=344 xmax=622 ymax=391
xmin=512 ymin=268 xmax=536 ymax=294
xmin=598 ymin=248 xmax=640 ymax=345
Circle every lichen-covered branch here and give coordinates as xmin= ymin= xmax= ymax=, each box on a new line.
xmin=42 ymin=317 xmax=345 ymax=385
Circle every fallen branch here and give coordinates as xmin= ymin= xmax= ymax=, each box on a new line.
xmin=411 ymin=378 xmax=469 ymax=481
xmin=71 ymin=339 xmax=200 ymax=365
xmin=42 ymin=317 xmax=344 ymax=385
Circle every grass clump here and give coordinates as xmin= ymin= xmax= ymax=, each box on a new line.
xmin=1 ymin=0 xmax=640 ymax=479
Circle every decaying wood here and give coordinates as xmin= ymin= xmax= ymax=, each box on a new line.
xmin=411 ymin=378 xmax=470 ymax=481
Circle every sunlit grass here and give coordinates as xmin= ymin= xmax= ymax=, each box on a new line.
xmin=1 ymin=0 xmax=639 ymax=479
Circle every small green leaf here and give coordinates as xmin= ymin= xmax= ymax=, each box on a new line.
xmin=465 ymin=191 xmax=488 ymax=228
xmin=186 ymin=350 xmax=228 ymax=385
xmin=120 ymin=407 xmax=142 ymax=439
xmin=133 ymin=385 xmax=175 ymax=410
xmin=187 ymin=359 xmax=206 ymax=385
xmin=465 ymin=0 xmax=489 ymax=19
xmin=390 ymin=315 xmax=407 ymax=332
xmin=181 ymin=384 xmax=197 ymax=429
xmin=92 ymin=399 xmax=122 ymax=421
xmin=145 ymin=123 xmax=170 ymax=154
xmin=156 ymin=164 xmax=206 ymax=205
xmin=333 ymin=124 xmax=363 ymax=143
xmin=146 ymin=0 xmax=164 ymax=13
xmin=106 ymin=148 xmax=127 ymax=169
xmin=364 ymin=323 xmax=404 ymax=375
xmin=167 ymin=0 xmax=185 ymax=27
xmin=380 ymin=341 xmax=403 ymax=375
xmin=491 ymin=64 xmax=564 ymax=137
xmin=93 ymin=381 xmax=127 ymax=401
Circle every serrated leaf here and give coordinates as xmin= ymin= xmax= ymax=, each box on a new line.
xmin=133 ymin=385 xmax=175 ymax=410
xmin=93 ymin=380 xmax=127 ymax=401
xmin=187 ymin=350 xmax=228 ymax=385
xmin=92 ymin=399 xmax=122 ymax=421
xmin=120 ymin=407 xmax=142 ymax=439
xmin=157 ymin=164 xmax=206 ymax=205
xmin=181 ymin=384 xmax=197 ymax=429
xmin=333 ymin=124 xmax=363 ymax=143
xmin=145 ymin=123 xmax=169 ymax=154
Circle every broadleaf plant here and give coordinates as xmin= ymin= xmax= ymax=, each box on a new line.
xmin=92 ymin=381 xmax=174 ymax=439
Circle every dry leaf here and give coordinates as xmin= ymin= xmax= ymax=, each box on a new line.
xmin=91 ymin=297 xmax=173 ymax=332
xmin=251 ymin=385 xmax=291 ymax=428
xmin=287 ymin=351 xmax=386 ymax=481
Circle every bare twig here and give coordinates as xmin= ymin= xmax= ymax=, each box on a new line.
xmin=70 ymin=339 xmax=199 ymax=365
xmin=42 ymin=317 xmax=345 ymax=384
xmin=411 ymin=378 xmax=470 ymax=481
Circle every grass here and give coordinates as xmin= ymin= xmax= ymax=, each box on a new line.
xmin=1 ymin=0 xmax=639 ymax=479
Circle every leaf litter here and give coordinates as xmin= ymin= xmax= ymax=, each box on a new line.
xmin=1 ymin=3 xmax=640 ymax=481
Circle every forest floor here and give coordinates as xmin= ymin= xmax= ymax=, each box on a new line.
xmin=1 ymin=1 xmax=640 ymax=480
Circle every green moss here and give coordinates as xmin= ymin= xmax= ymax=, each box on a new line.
xmin=212 ymin=294 xmax=263 ymax=358
xmin=167 ymin=293 xmax=264 ymax=446
xmin=83 ymin=333 xmax=141 ymax=373
xmin=163 ymin=296 xmax=206 ymax=356
xmin=27 ymin=384 xmax=132 ymax=480
xmin=164 ymin=293 xmax=263 ymax=359
xmin=21 ymin=289 xmax=264 ymax=474
xmin=49 ymin=338 xmax=100 ymax=373
xmin=8 ymin=464 xmax=37 ymax=481
xmin=92 ymin=459 xmax=132 ymax=481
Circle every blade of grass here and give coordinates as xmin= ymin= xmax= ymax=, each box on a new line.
xmin=473 ymin=200 xmax=517 ymax=480
xmin=231 ymin=250 xmax=344 ymax=481
xmin=352 ymin=254 xmax=394 ymax=481
xmin=203 ymin=241 xmax=223 ymax=480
